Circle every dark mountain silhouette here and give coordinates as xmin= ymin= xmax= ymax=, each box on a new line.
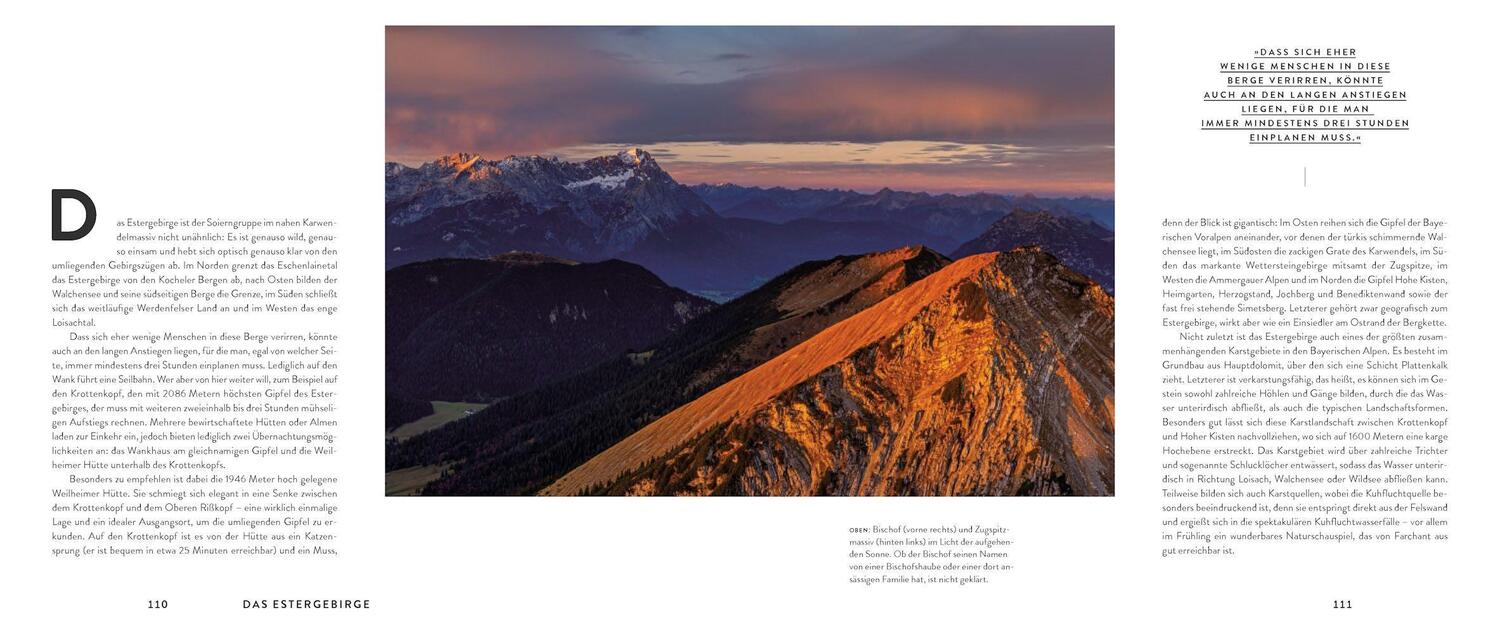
xmin=386 ymin=253 xmax=713 ymax=403
xmin=952 ymin=198 xmax=1115 ymax=292
xmin=619 ymin=215 xmax=954 ymax=296
xmin=545 ymin=248 xmax=1114 ymax=496
xmin=386 ymin=392 xmax=433 ymax=432
xmin=387 ymin=246 xmax=952 ymax=495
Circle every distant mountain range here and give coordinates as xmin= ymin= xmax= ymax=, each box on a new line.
xmin=690 ymin=183 xmax=1114 ymax=234
xmin=387 ymin=150 xmax=950 ymax=296
xmin=386 ymin=149 xmax=711 ymax=258
xmin=386 ymin=150 xmax=1112 ymax=297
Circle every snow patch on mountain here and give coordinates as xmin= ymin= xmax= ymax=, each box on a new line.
xmin=565 ymin=170 xmax=636 ymax=191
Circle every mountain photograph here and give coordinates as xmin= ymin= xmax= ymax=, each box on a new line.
xmin=385 ymin=26 xmax=1114 ymax=496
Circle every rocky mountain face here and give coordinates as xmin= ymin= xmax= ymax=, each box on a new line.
xmin=387 ymin=151 xmax=950 ymax=296
xmin=388 ymin=246 xmax=953 ymax=495
xmin=690 ymin=183 xmax=1115 ymax=241
xmin=386 ymin=253 xmax=713 ymax=403
xmin=386 ymin=149 xmax=711 ymax=267
xmin=952 ymin=199 xmax=1115 ymax=292
xmin=543 ymin=247 xmax=1114 ymax=496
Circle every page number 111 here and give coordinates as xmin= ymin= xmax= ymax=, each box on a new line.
xmin=1333 ymin=600 xmax=1353 ymax=609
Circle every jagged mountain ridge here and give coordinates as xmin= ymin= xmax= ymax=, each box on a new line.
xmin=389 ymin=246 xmax=953 ymax=495
xmin=386 ymin=149 xmax=711 ymax=265
xmin=543 ymin=247 xmax=1114 ymax=496
xmin=386 ymin=253 xmax=713 ymax=403
xmin=952 ymin=200 xmax=1115 ymax=292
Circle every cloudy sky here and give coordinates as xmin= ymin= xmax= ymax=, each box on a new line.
xmin=387 ymin=26 xmax=1113 ymax=196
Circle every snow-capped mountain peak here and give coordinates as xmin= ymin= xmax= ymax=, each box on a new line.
xmin=386 ymin=149 xmax=716 ymax=266
xmin=617 ymin=147 xmax=651 ymax=166
xmin=435 ymin=152 xmax=483 ymax=171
